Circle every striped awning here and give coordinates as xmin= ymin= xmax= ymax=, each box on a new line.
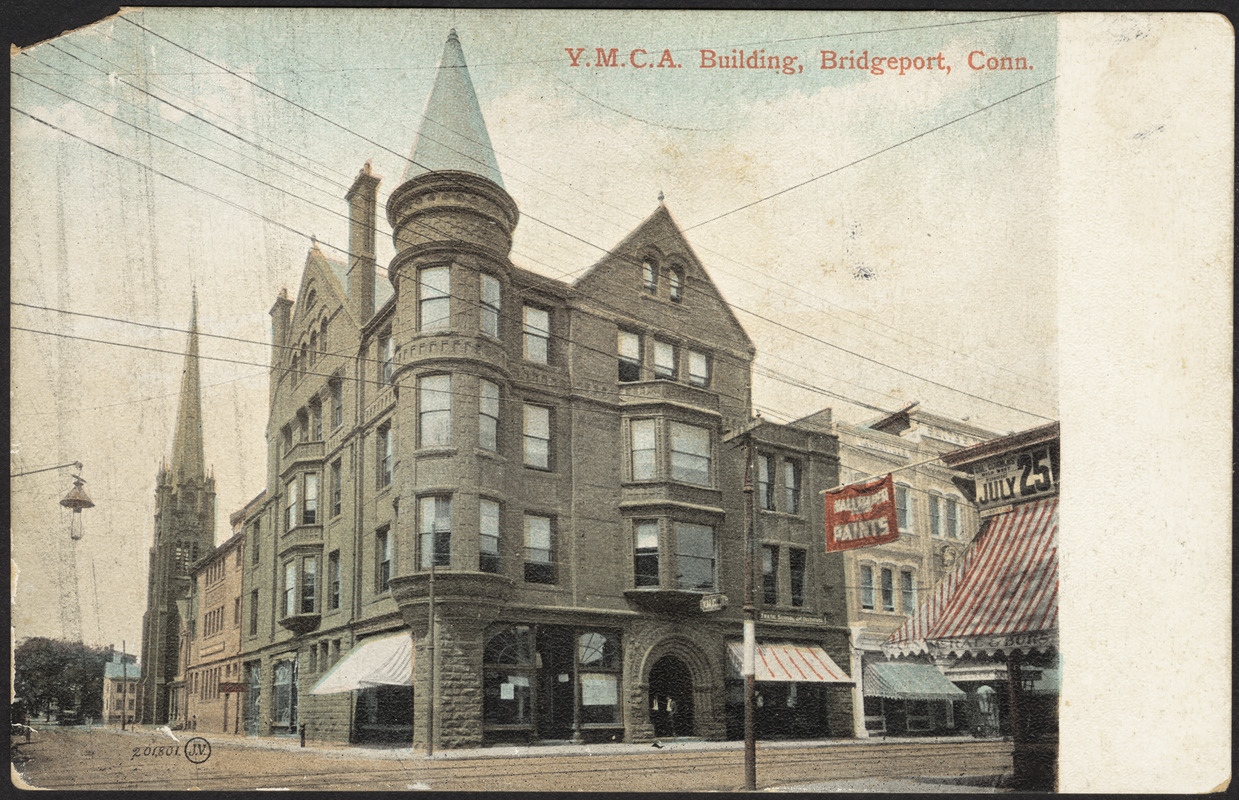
xmin=885 ymin=497 xmax=1058 ymax=659
xmin=863 ymin=662 xmax=965 ymax=701
xmin=310 ymin=632 xmax=412 ymax=695
xmin=727 ymin=642 xmax=852 ymax=683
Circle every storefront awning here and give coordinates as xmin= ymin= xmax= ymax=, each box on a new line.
xmin=727 ymin=642 xmax=852 ymax=683
xmin=885 ymin=497 xmax=1058 ymax=659
xmin=309 ymin=632 xmax=412 ymax=695
xmin=863 ymin=662 xmax=965 ymax=701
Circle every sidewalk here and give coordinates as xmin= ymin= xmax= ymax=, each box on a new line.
xmin=112 ymin=724 xmax=1009 ymax=763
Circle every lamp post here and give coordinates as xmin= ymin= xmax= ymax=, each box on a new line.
xmin=742 ymin=434 xmax=757 ymax=792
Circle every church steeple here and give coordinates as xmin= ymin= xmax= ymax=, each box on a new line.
xmin=402 ymin=29 xmax=504 ymax=188
xmin=169 ymin=291 xmax=205 ymax=481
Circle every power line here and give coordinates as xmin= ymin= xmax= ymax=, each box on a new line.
xmin=17 ymin=32 xmax=1055 ymax=422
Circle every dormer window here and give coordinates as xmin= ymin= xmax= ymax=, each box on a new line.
xmin=642 ymin=260 xmax=657 ymax=294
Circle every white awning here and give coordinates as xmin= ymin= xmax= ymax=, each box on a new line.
xmin=727 ymin=642 xmax=852 ymax=683
xmin=309 ymin=632 xmax=413 ymax=695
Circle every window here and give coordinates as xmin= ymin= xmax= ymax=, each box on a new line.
xmin=634 ymin=520 xmax=659 ymax=587
xmin=420 ymin=266 xmax=450 ymax=330
xmin=379 ymin=330 xmax=394 ymax=385
xmin=945 ymin=497 xmax=959 ymax=539
xmin=308 ymin=332 xmax=317 ymax=368
xmin=670 ymin=422 xmax=711 ymax=486
xmin=480 ymin=499 xmax=501 ymax=573
xmin=523 ymin=306 xmax=549 ymax=364
xmin=304 ymin=473 xmax=318 ymax=525
xmin=419 ymin=374 xmax=452 ymax=447
xmin=642 ymin=259 xmax=657 ymax=293
xmin=310 ymin=398 xmax=322 ymax=441
xmin=419 ymin=495 xmax=452 ymax=569
xmin=377 ymin=424 xmax=393 ymax=487
xmin=896 ymin=485 xmax=912 ymax=531
xmin=330 ymin=379 xmax=343 ymax=429
xmin=328 ymin=551 xmax=341 ymax=610
xmin=301 ymin=557 xmax=317 ymax=614
xmin=234 ymin=596 xmax=241 ymax=626
xmin=285 ymin=479 xmax=298 ymax=532
xmin=762 ymin=544 xmax=778 ymax=605
xmin=861 ymin=565 xmax=875 ymax=610
xmin=929 ymin=493 xmax=941 ymax=537
xmin=330 ymin=460 xmax=342 ymax=518
xmin=784 ymin=460 xmax=801 ymax=514
xmin=273 ymin=661 xmax=294 ymax=729
xmin=251 ymin=520 xmax=260 ymax=564
xmin=618 ymin=331 xmax=641 ymax=382
xmin=630 ymin=419 xmax=656 ymax=481
xmin=653 ymin=340 xmax=676 ymax=379
xmin=758 ymin=455 xmax=775 ymax=510
xmin=483 ymin=626 xmax=535 ymax=727
xmin=578 ymin=631 xmax=622 ymax=725
xmin=283 ymin=561 xmax=296 ymax=617
xmin=789 ymin=548 xmax=806 ymax=607
xmin=376 ymin=528 xmax=392 ymax=591
xmin=669 ymin=268 xmax=683 ymax=302
xmin=881 ymin=567 xmax=895 ymax=612
xmin=901 ymin=570 xmax=915 ymax=613
xmin=524 ymin=515 xmax=553 ymax=584
xmin=479 ymin=380 xmax=499 ymax=452
xmin=281 ymin=424 xmax=293 ymax=454
xmin=481 ymin=274 xmax=501 ymax=338
xmin=675 ymin=523 xmax=715 ymax=591
xmin=523 ymin=404 xmax=550 ymax=469
xmin=688 ymin=350 xmax=710 ymax=388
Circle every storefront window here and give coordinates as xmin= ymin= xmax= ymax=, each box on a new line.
xmin=483 ymin=626 xmax=536 ymax=727
xmin=578 ymin=631 xmax=621 ymax=725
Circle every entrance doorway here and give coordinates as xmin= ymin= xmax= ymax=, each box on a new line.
xmin=648 ymin=656 xmax=694 ymax=738
xmin=536 ymin=626 xmax=576 ymax=740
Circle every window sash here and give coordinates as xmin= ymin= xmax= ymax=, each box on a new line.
xmin=618 ymin=331 xmax=641 ymax=382
xmin=784 ymin=461 xmax=801 ymax=514
xmin=523 ymin=306 xmax=549 ymax=363
xmin=481 ymin=274 xmax=501 ymax=338
xmin=669 ymin=269 xmax=683 ymax=302
xmin=881 ymin=568 xmax=895 ymax=612
xmin=670 ymin=423 xmax=711 ymax=486
xmin=762 ymin=545 xmax=778 ymax=604
xmin=419 ymin=375 xmax=452 ymax=448
xmin=330 ymin=461 xmax=342 ymax=518
xmin=301 ymin=558 xmax=316 ymax=614
xmin=653 ymin=340 xmax=676 ymax=379
xmin=896 ymin=486 xmax=911 ymax=530
xmin=420 ymin=267 xmax=451 ymax=330
xmin=420 ymin=496 xmax=452 ymax=569
xmin=378 ymin=426 xmax=393 ymax=487
xmin=630 ymin=419 xmax=656 ymax=481
xmin=286 ymin=480 xmax=298 ymax=531
xmin=758 ymin=455 xmax=774 ymax=510
xmin=380 ymin=334 xmax=394 ymax=385
xmin=330 ymin=381 xmax=343 ymax=428
xmin=901 ymin=571 xmax=915 ymax=613
xmin=284 ymin=562 xmax=296 ymax=617
xmin=642 ymin=260 xmax=657 ymax=292
xmin=861 ymin=566 xmax=875 ymax=610
xmin=945 ymin=498 xmax=959 ymax=538
xmin=523 ymin=405 xmax=550 ymax=469
xmin=634 ymin=521 xmax=659 ymax=587
xmin=929 ymin=495 xmax=941 ymax=536
xmin=524 ymin=516 xmax=553 ymax=583
xmin=675 ymin=523 xmax=715 ymax=591
xmin=328 ymin=552 xmax=341 ymax=610
xmin=480 ymin=500 xmax=501 ymax=573
xmin=688 ymin=351 xmax=709 ymax=387
xmin=304 ymin=473 xmax=318 ymax=525
xmin=479 ymin=379 xmax=500 ymax=451
xmin=377 ymin=531 xmax=392 ymax=590
xmin=789 ymin=548 xmax=806 ymax=607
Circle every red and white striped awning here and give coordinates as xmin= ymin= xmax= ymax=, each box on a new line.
xmin=885 ymin=497 xmax=1058 ymax=659
xmin=727 ymin=642 xmax=852 ymax=683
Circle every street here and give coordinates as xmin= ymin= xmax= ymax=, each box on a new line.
xmin=12 ymin=727 xmax=1013 ymax=792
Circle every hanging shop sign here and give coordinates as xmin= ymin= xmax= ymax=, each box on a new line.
xmin=824 ymin=473 xmax=900 ymax=552
xmin=971 ymin=441 xmax=1059 ymax=511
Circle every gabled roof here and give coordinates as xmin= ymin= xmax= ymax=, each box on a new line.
xmin=402 ymin=30 xmax=504 ymax=187
xmin=573 ymin=203 xmax=754 ymax=353
xmin=295 ymin=245 xmax=393 ymax=332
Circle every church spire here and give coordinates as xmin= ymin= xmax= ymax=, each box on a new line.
xmin=402 ymin=29 xmax=504 ymax=188
xmin=169 ymin=291 xmax=205 ymax=481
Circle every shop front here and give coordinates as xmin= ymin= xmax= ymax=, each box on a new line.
xmin=861 ymin=660 xmax=965 ymax=736
xmin=309 ymin=631 xmax=415 ymax=744
xmin=722 ymin=641 xmax=852 ymax=741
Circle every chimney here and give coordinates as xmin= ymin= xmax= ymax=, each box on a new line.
xmin=269 ymin=287 xmax=293 ymax=406
xmin=346 ymin=162 xmax=381 ymax=324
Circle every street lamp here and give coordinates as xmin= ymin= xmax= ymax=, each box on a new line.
xmin=60 ymin=475 xmax=95 ymax=540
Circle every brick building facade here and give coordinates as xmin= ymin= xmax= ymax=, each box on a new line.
xmin=237 ymin=30 xmax=856 ymax=748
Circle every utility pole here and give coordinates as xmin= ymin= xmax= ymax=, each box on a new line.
xmin=121 ymin=640 xmax=128 ymax=730
xmin=742 ymin=433 xmax=757 ymax=791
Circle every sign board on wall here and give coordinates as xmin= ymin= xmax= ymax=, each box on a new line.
xmin=824 ymin=473 xmax=900 ymax=552
xmin=972 ymin=441 xmax=1060 ymax=511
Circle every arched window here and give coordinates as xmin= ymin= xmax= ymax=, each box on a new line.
xmin=483 ymin=625 xmax=535 ymax=727
xmin=642 ymin=259 xmax=658 ymax=293
xmin=669 ymin=267 xmax=684 ymax=302
xmin=320 ymin=319 xmax=328 ymax=352
xmin=309 ymin=333 xmax=317 ymax=368
xmin=484 ymin=625 xmax=535 ymax=666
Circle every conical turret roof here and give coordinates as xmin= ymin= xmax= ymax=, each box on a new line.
xmin=402 ymin=29 xmax=504 ymax=188
xmin=169 ymin=292 xmax=205 ymax=481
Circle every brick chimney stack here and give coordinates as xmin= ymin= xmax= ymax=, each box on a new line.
xmin=346 ymin=161 xmax=381 ymax=324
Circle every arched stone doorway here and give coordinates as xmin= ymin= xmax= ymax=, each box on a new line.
xmin=648 ymin=655 xmax=694 ymax=738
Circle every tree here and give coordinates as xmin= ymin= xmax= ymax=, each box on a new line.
xmin=13 ymin=637 xmax=109 ymax=719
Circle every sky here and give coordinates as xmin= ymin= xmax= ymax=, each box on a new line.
xmin=10 ymin=9 xmax=1059 ymax=651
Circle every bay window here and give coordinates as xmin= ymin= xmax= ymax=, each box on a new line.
xmin=634 ymin=520 xmax=659 ymax=587
xmin=481 ymin=274 xmax=501 ymax=338
xmin=630 ymin=419 xmax=656 ymax=481
xmin=669 ymin=422 xmax=711 ymax=486
xmin=479 ymin=379 xmax=499 ymax=452
xmin=480 ymin=499 xmax=501 ymax=573
xmin=303 ymin=473 xmax=318 ymax=525
xmin=419 ymin=495 xmax=452 ymax=569
xmin=675 ymin=523 xmax=715 ymax=591
xmin=419 ymin=374 xmax=452 ymax=448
